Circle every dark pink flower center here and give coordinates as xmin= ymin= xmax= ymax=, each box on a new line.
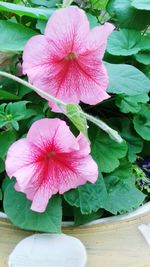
xmin=64 ymin=52 xmax=77 ymax=60
xmin=44 ymin=150 xmax=57 ymax=160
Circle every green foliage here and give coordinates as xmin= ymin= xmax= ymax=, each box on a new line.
xmin=0 ymin=88 xmax=20 ymax=100
xmin=116 ymin=93 xmax=149 ymax=114
xmin=4 ymin=180 xmax=62 ymax=233
xmin=106 ymin=0 xmax=150 ymax=30
xmin=89 ymin=0 xmax=109 ymax=10
xmin=89 ymin=126 xmax=127 ymax=173
xmin=0 ymin=130 xmax=16 ymax=159
xmin=36 ymin=19 xmax=46 ymax=33
xmin=117 ymin=119 xmax=144 ymax=163
xmin=135 ymin=52 xmax=150 ymax=65
xmin=106 ymin=62 xmax=150 ymax=96
xmin=0 ymin=101 xmax=36 ymax=130
xmin=104 ymin=175 xmax=145 ymax=214
xmin=0 ymin=20 xmax=37 ymax=51
xmin=74 ymin=208 xmax=103 ymax=226
xmin=107 ymin=29 xmax=141 ymax=56
xmin=0 ymin=1 xmax=55 ymax=20
xmin=86 ymin=13 xmax=100 ymax=28
xmin=132 ymin=0 xmax=150 ymax=10
xmin=0 ymin=157 xmax=4 ymax=173
xmin=133 ymin=104 xmax=150 ymax=141
xmin=64 ymin=173 xmax=108 ymax=214
xmin=0 ymin=189 xmax=2 ymax=200
xmin=31 ymin=0 xmax=61 ymax=8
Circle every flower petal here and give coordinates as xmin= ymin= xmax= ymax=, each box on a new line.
xmin=23 ymin=35 xmax=50 ymax=78
xmin=57 ymin=154 xmax=98 ymax=194
xmin=45 ymin=6 xmax=90 ymax=54
xmin=47 ymin=56 xmax=109 ymax=107
xmin=75 ymin=56 xmax=110 ymax=105
xmin=27 ymin=118 xmax=79 ymax=153
xmin=5 ymin=139 xmax=36 ymax=178
xmin=76 ymin=134 xmax=90 ymax=157
xmin=85 ymin=23 xmax=115 ymax=58
xmin=6 ymin=118 xmax=98 ymax=213
xmin=30 ymin=153 xmax=98 ymax=212
xmin=30 ymin=184 xmax=55 ymax=212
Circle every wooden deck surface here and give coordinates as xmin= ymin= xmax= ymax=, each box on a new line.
xmin=1 ymin=212 xmax=150 ymax=267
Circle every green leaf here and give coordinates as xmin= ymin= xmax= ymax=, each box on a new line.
xmin=106 ymin=0 xmax=150 ymax=30
xmin=4 ymin=180 xmax=62 ymax=233
xmin=6 ymin=101 xmax=33 ymax=121
xmin=90 ymin=0 xmax=109 ymax=9
xmin=89 ymin=126 xmax=127 ymax=173
xmin=139 ymin=36 xmax=150 ymax=50
xmin=36 ymin=19 xmax=46 ymax=34
xmin=133 ymin=104 xmax=150 ymax=141
xmin=0 ymin=189 xmax=2 ymax=201
xmin=18 ymin=84 xmax=32 ymax=98
xmin=0 ymin=157 xmax=4 ymax=173
xmin=106 ymin=62 xmax=150 ymax=96
xmin=0 ymin=130 xmax=16 ymax=159
xmin=66 ymin=104 xmax=88 ymax=137
xmin=0 ymin=2 xmax=55 ymax=20
xmin=64 ymin=174 xmax=108 ymax=214
xmin=0 ymin=101 xmax=36 ymax=131
xmin=87 ymin=13 xmax=99 ymax=28
xmin=116 ymin=93 xmax=149 ymax=113
xmin=74 ymin=208 xmax=103 ymax=226
xmin=112 ymin=158 xmax=132 ymax=178
xmin=119 ymin=119 xmax=143 ymax=163
xmin=107 ymin=29 xmax=141 ymax=56
xmin=104 ymin=175 xmax=145 ymax=214
xmin=0 ymin=20 xmax=37 ymax=51
xmin=132 ymin=0 xmax=150 ymax=10
xmin=135 ymin=51 xmax=150 ymax=65
xmin=0 ymin=88 xmax=20 ymax=100
xmin=2 ymin=177 xmax=10 ymax=192
xmin=31 ymin=0 xmax=60 ymax=7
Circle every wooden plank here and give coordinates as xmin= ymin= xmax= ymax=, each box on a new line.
xmin=1 ymin=212 xmax=150 ymax=267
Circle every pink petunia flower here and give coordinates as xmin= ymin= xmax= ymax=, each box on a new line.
xmin=22 ymin=6 xmax=114 ymax=111
xmin=5 ymin=118 xmax=98 ymax=212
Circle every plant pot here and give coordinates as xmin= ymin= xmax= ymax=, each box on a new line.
xmin=1 ymin=203 xmax=150 ymax=267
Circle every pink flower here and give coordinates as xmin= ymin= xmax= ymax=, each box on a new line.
xmin=23 ymin=6 xmax=114 ymax=111
xmin=5 ymin=118 xmax=98 ymax=212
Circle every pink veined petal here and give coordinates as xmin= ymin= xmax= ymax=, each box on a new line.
xmin=57 ymin=154 xmax=98 ymax=194
xmin=30 ymin=152 xmax=98 ymax=212
xmin=22 ymin=12 xmax=113 ymax=108
xmin=5 ymin=139 xmax=36 ymax=178
xmin=46 ymin=54 xmax=109 ymax=107
xmin=49 ymin=55 xmax=110 ymax=106
xmin=23 ymin=35 xmax=50 ymax=77
xmin=85 ymin=23 xmax=115 ymax=58
xmin=30 ymin=184 xmax=55 ymax=212
xmin=66 ymin=53 xmax=110 ymax=105
xmin=45 ymin=6 xmax=90 ymax=54
xmin=27 ymin=118 xmax=79 ymax=153
xmin=22 ymin=36 xmax=65 ymax=101
xmin=23 ymin=35 xmax=81 ymax=105
xmin=75 ymin=134 xmax=91 ymax=157
xmin=14 ymin=182 xmax=35 ymax=201
xmin=12 ymin=163 xmax=39 ymax=190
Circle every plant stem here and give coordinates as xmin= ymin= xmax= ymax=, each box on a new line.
xmin=0 ymin=71 xmax=123 ymax=143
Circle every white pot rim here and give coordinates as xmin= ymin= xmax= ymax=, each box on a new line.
xmin=1 ymin=202 xmax=150 ymax=228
